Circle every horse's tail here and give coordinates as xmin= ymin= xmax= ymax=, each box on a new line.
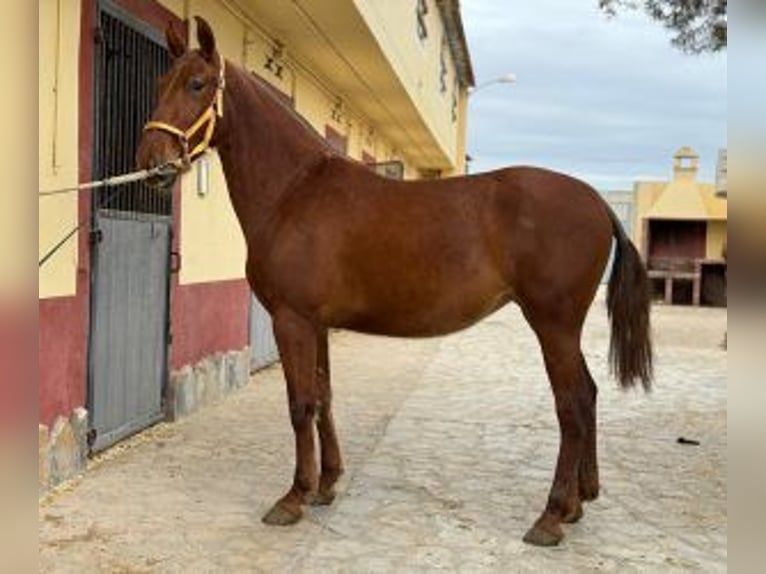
xmin=603 ymin=202 xmax=653 ymax=391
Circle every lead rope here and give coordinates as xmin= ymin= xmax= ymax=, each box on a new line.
xmin=38 ymin=159 xmax=185 ymax=197
xmin=38 ymin=159 xmax=184 ymax=267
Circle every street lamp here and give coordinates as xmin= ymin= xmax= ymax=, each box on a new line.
xmin=465 ymin=73 xmax=516 ymax=174
xmin=468 ymin=73 xmax=517 ymax=95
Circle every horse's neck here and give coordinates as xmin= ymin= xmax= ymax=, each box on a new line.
xmin=215 ymin=65 xmax=328 ymax=241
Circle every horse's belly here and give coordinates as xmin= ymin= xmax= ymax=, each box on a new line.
xmin=332 ymin=284 xmax=514 ymax=337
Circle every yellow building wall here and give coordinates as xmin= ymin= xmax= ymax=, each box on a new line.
xmin=354 ymin=0 xmax=460 ymax=167
xmin=347 ymin=119 xmax=375 ymax=162
xmin=38 ymin=0 xmax=80 ymax=299
xmin=242 ymin=18 xmax=420 ymax=177
xmin=157 ymin=0 xmax=183 ymax=17
xmin=447 ymin=89 xmax=469 ymax=176
xmin=292 ymin=73 xmax=337 ymax=136
xmin=243 ymin=31 xmax=292 ymax=98
xmin=706 ymin=221 xmax=727 ymax=260
xmin=633 ymin=182 xmax=665 ymax=258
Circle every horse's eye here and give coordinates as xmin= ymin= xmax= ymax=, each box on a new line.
xmin=188 ymin=77 xmax=206 ymax=92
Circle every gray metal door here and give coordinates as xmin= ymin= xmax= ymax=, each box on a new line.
xmin=88 ymin=1 xmax=172 ymax=452
xmin=250 ymin=295 xmax=279 ymax=371
xmin=89 ymin=216 xmax=171 ymax=451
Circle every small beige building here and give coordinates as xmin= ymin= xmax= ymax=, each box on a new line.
xmin=633 ymin=147 xmax=727 ymax=305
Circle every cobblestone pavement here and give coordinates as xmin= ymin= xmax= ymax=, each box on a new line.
xmin=39 ymin=297 xmax=727 ymax=573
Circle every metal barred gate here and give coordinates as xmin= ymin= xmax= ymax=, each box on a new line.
xmin=88 ymin=0 xmax=173 ymax=452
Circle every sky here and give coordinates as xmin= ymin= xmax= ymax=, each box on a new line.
xmin=460 ymin=0 xmax=727 ymax=191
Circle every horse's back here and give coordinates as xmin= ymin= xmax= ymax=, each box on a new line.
xmin=262 ymin=160 xmax=612 ymax=332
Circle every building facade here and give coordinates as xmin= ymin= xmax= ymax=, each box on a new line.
xmin=633 ymin=147 xmax=727 ymax=306
xmin=603 ymin=191 xmax=634 ymax=241
xmin=600 ymin=191 xmax=634 ymax=284
xmin=38 ymin=0 xmax=474 ymax=486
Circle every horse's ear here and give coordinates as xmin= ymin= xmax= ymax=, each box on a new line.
xmin=165 ymin=20 xmax=187 ymax=59
xmin=194 ymin=16 xmax=216 ymax=62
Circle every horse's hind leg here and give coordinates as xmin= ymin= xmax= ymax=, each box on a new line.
xmin=579 ymin=354 xmax=599 ymax=502
xmin=309 ymin=329 xmax=344 ymax=506
xmin=262 ymin=308 xmax=320 ymax=526
xmin=522 ymin=320 xmax=589 ymax=546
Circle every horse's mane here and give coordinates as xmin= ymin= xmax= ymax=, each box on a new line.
xmin=243 ymin=68 xmax=339 ymax=156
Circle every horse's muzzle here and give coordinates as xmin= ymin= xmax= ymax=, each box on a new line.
xmin=145 ymin=161 xmax=181 ymax=190
xmin=137 ymin=131 xmax=186 ymax=189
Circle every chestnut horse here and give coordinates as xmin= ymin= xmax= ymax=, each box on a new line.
xmin=137 ymin=18 xmax=652 ymax=546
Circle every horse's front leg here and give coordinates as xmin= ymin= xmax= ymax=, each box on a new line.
xmin=262 ymin=308 xmax=320 ymax=526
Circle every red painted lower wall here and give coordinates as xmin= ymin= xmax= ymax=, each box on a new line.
xmin=170 ymin=279 xmax=251 ymax=371
xmin=38 ymin=278 xmax=251 ymax=427
xmin=38 ymin=295 xmax=87 ymax=428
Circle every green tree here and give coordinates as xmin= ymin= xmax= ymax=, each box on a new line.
xmin=599 ymin=1 xmax=727 ymax=54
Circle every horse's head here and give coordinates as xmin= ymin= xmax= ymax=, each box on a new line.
xmin=137 ymin=16 xmax=225 ymax=188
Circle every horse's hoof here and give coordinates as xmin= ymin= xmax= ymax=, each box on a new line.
xmin=579 ymin=482 xmax=599 ymax=502
xmin=307 ymin=489 xmax=336 ymax=506
xmin=562 ymin=503 xmax=583 ymax=524
xmin=262 ymin=502 xmax=302 ymax=526
xmin=522 ymin=520 xmax=564 ymax=547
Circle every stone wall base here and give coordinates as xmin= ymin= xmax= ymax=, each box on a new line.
xmin=39 ymin=407 xmax=88 ymax=494
xmin=165 ymin=347 xmax=251 ymax=422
